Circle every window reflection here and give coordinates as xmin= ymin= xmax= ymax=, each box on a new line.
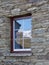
xmin=14 ymin=18 xmax=32 ymax=49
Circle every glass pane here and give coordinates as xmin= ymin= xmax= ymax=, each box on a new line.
xmin=15 ymin=39 xmax=23 ymax=49
xmin=14 ymin=17 xmax=32 ymax=49
xmin=15 ymin=30 xmax=23 ymax=38
xmin=24 ymin=38 xmax=31 ymax=48
xmin=23 ymin=18 xmax=32 ymax=31
xmin=15 ymin=30 xmax=18 ymax=38
xmin=15 ymin=19 xmax=24 ymax=30
xmin=15 ymin=20 xmax=21 ymax=29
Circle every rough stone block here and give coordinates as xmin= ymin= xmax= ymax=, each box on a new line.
xmin=35 ymin=62 xmax=49 ymax=65
xmin=11 ymin=8 xmax=21 ymax=15
xmin=31 ymin=38 xmax=45 ymax=43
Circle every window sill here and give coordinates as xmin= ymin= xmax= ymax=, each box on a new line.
xmin=4 ymin=53 xmax=32 ymax=57
xmin=10 ymin=53 xmax=31 ymax=56
xmin=14 ymin=49 xmax=31 ymax=51
xmin=4 ymin=49 xmax=32 ymax=56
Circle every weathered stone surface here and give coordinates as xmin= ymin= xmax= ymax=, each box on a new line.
xmin=11 ymin=8 xmax=21 ymax=15
xmin=35 ymin=62 xmax=49 ymax=65
xmin=1 ymin=3 xmax=14 ymax=10
xmin=33 ymin=28 xmax=46 ymax=34
xmin=0 ymin=0 xmax=49 ymax=65
xmin=27 ymin=7 xmax=38 ymax=11
xmin=35 ymin=62 xmax=43 ymax=65
xmin=31 ymin=38 xmax=45 ymax=43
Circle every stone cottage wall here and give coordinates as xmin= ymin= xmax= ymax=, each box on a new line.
xmin=0 ymin=0 xmax=49 ymax=65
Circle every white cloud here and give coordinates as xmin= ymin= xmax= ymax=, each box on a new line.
xmin=23 ymin=30 xmax=32 ymax=38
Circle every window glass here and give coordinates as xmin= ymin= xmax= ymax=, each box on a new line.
xmin=13 ymin=17 xmax=32 ymax=50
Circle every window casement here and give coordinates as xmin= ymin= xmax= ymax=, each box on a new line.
xmin=10 ymin=13 xmax=32 ymax=53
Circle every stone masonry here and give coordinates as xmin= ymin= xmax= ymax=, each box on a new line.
xmin=0 ymin=0 xmax=49 ymax=65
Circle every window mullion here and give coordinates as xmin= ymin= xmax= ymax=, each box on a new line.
xmin=23 ymin=19 xmax=24 ymax=49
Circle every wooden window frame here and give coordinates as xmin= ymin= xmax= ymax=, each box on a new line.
xmin=10 ymin=13 xmax=32 ymax=53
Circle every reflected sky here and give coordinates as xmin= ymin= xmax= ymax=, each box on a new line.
xmin=15 ymin=18 xmax=32 ymax=31
xmin=14 ymin=17 xmax=32 ymax=49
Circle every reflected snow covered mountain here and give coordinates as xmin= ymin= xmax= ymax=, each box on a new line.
xmin=17 ymin=30 xmax=32 ymax=38
xmin=23 ymin=30 xmax=32 ymax=38
xmin=18 ymin=30 xmax=32 ymax=38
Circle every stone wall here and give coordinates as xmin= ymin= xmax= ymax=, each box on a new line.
xmin=0 ymin=0 xmax=49 ymax=65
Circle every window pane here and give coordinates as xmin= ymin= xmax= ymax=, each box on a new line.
xmin=14 ymin=17 xmax=32 ymax=49
xmin=15 ymin=19 xmax=24 ymax=30
xmin=24 ymin=38 xmax=31 ymax=48
xmin=15 ymin=20 xmax=21 ymax=29
xmin=15 ymin=30 xmax=18 ymax=38
xmin=15 ymin=30 xmax=23 ymax=38
xmin=15 ymin=39 xmax=23 ymax=49
xmin=23 ymin=18 xmax=32 ymax=31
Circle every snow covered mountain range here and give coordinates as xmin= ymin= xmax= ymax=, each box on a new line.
xmin=23 ymin=30 xmax=32 ymax=38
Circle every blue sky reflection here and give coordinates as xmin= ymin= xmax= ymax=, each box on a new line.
xmin=16 ymin=18 xmax=32 ymax=31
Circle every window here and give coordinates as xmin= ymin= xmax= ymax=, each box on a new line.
xmin=10 ymin=13 xmax=32 ymax=53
